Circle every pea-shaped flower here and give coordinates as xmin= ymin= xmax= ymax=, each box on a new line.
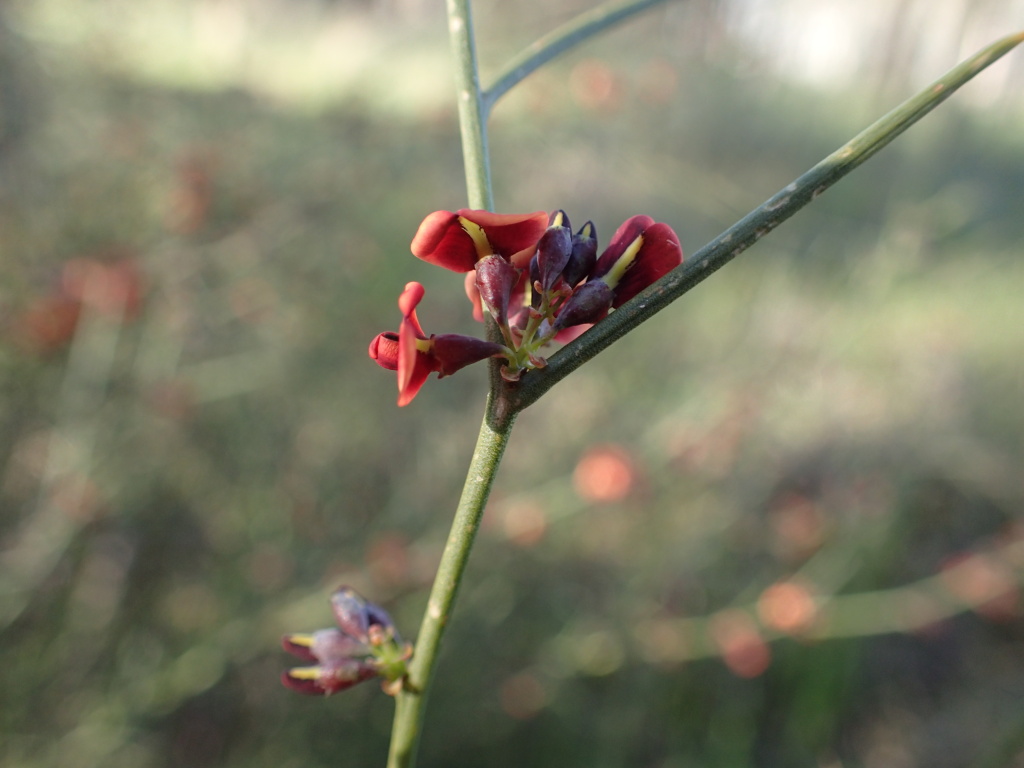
xmin=411 ymin=209 xmax=548 ymax=272
xmin=369 ymin=282 xmax=508 ymax=406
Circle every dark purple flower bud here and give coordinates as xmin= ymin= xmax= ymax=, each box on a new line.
xmin=552 ymin=280 xmax=614 ymax=330
xmin=330 ymin=587 xmax=398 ymax=644
xmin=430 ymin=334 xmax=507 ymax=377
xmin=563 ymin=221 xmax=597 ymax=287
xmin=475 ymin=254 xmax=521 ymax=325
xmin=548 ymin=209 xmax=571 ymax=231
xmin=535 ymin=210 xmax=573 ymax=293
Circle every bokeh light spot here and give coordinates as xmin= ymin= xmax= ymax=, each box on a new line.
xmin=501 ymin=499 xmax=548 ymax=547
xmin=573 ymin=444 xmax=635 ymax=503
xmin=710 ymin=609 xmax=771 ymax=678
xmin=499 ymin=671 xmax=547 ymax=720
xmin=757 ymin=581 xmax=818 ymax=635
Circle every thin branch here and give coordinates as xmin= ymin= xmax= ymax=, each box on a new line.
xmin=446 ymin=0 xmax=493 ymax=211
xmin=510 ymin=29 xmax=1024 ymax=410
xmin=386 ymin=5 xmax=506 ymax=766
xmin=386 ymin=396 xmax=516 ymax=768
xmin=483 ymin=0 xmax=679 ymax=113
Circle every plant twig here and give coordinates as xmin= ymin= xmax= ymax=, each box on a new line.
xmin=446 ymin=0 xmax=493 ymax=211
xmin=484 ymin=0 xmax=679 ymax=112
xmin=386 ymin=4 xmax=505 ymax=766
xmin=386 ymin=396 xmax=516 ymax=768
xmin=510 ymin=29 xmax=1024 ymax=410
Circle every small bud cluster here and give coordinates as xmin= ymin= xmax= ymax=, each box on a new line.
xmin=370 ymin=209 xmax=683 ymax=405
xmin=281 ymin=587 xmax=410 ymax=696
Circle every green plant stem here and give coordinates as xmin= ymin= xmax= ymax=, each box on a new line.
xmin=386 ymin=395 xmax=516 ymax=768
xmin=387 ymin=5 xmax=504 ymax=766
xmin=483 ymin=0 xmax=678 ymax=112
xmin=509 ymin=29 xmax=1024 ymax=411
xmin=446 ymin=0 xmax=493 ymax=212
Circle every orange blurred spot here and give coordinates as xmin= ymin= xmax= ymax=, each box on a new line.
xmin=633 ymin=617 xmax=691 ymax=666
xmin=161 ymin=583 xmax=220 ymax=632
xmin=499 ymin=672 xmax=546 ymax=720
xmin=247 ymin=544 xmax=294 ymax=593
xmin=573 ymin=444 xmax=635 ymax=503
xmin=568 ymin=59 xmax=622 ymax=112
xmin=62 ymin=257 xmax=146 ymax=319
xmin=366 ymin=532 xmax=412 ymax=590
xmin=166 ymin=151 xmax=217 ymax=235
xmin=501 ymin=499 xmax=548 ymax=547
xmin=146 ymin=379 xmax=197 ymax=421
xmin=769 ymin=492 xmax=826 ymax=561
xmin=50 ymin=472 xmax=105 ymax=523
xmin=10 ymin=251 xmax=145 ymax=354
xmin=709 ymin=609 xmax=771 ymax=678
xmin=12 ymin=295 xmax=82 ymax=353
xmin=757 ymin=581 xmax=818 ymax=635
xmin=941 ymin=552 xmax=1018 ymax=619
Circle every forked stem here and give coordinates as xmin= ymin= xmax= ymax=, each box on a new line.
xmin=510 ymin=29 xmax=1024 ymax=409
xmin=384 ymin=0 xmax=1024 ymax=763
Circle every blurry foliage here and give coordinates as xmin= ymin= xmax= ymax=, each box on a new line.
xmin=1 ymin=1 xmax=1024 ymax=767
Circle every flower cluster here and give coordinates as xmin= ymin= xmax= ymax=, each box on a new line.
xmin=281 ymin=587 xmax=410 ymax=696
xmin=370 ymin=209 xmax=683 ymax=405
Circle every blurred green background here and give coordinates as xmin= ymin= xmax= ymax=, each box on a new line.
xmin=2 ymin=1 xmax=1024 ymax=766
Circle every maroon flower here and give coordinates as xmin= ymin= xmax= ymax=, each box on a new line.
xmin=553 ymin=216 xmax=683 ymax=330
xmin=281 ymin=587 xmax=409 ymax=696
xmin=590 ymin=215 xmax=683 ymax=307
xmin=368 ymin=282 xmax=507 ymax=406
xmin=410 ymin=209 xmax=548 ymax=272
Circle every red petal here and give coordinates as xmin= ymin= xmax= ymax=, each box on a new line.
xmin=591 ymin=215 xmax=655 ymax=280
xmin=398 ymin=282 xmax=426 ymax=337
xmin=396 ymin=283 xmax=439 ymax=405
xmin=554 ymin=323 xmax=592 ymax=343
xmin=397 ymin=354 xmax=434 ymax=406
xmin=508 ymin=243 xmax=538 ymax=270
xmin=397 ymin=320 xmax=431 ymax=402
xmin=411 ymin=210 xmax=547 ymax=272
xmin=610 ymin=222 xmax=683 ymax=307
xmin=281 ymin=669 xmax=328 ymax=695
xmin=281 ymin=634 xmax=319 ymax=662
xmin=410 ymin=210 xmax=478 ymax=272
xmin=281 ymin=662 xmax=375 ymax=696
xmin=456 ymin=209 xmax=548 ymax=259
xmin=464 ymin=271 xmax=485 ymax=322
xmin=369 ymin=332 xmax=400 ymax=370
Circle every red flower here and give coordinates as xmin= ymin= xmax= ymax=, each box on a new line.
xmin=369 ymin=282 xmax=507 ymax=406
xmin=411 ymin=209 xmax=548 ymax=272
xmin=553 ymin=216 xmax=683 ymax=330
xmin=590 ymin=215 xmax=683 ymax=307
